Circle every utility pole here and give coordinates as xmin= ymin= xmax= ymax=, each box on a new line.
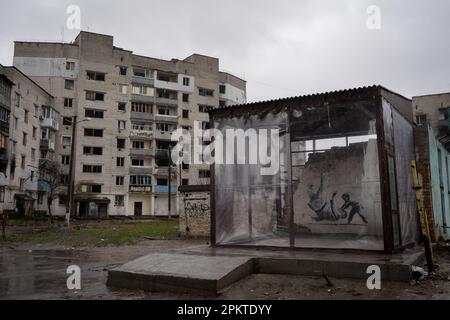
xmin=66 ymin=115 xmax=77 ymax=226
xmin=168 ymin=145 xmax=172 ymax=219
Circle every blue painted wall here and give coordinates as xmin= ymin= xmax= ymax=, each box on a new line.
xmin=428 ymin=126 xmax=450 ymax=240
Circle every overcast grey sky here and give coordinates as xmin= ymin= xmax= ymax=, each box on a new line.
xmin=1 ymin=0 xmax=449 ymax=101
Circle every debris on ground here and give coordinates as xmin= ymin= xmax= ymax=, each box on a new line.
xmin=323 ymin=273 xmax=335 ymax=288
xmin=412 ymin=266 xmax=428 ymax=281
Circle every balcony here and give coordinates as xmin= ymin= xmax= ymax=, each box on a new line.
xmin=130 ymin=127 xmax=153 ymax=140
xmin=130 ymin=148 xmax=154 ymax=157
xmin=131 ymin=112 xmax=153 ymax=121
xmin=154 ymin=131 xmax=173 ymax=141
xmin=131 ymin=94 xmax=154 ymax=104
xmin=129 ymin=185 xmax=152 ymax=193
xmin=40 ymin=139 xmax=55 ymax=151
xmin=154 ymin=166 xmax=178 ymax=177
xmin=154 ymin=185 xmax=177 ymax=193
xmin=40 ymin=117 xmax=59 ymax=131
xmin=132 ymin=76 xmax=154 ymax=87
xmin=155 ymin=114 xmax=178 ymax=123
xmin=129 ymin=166 xmax=153 ymax=175
xmin=155 ymin=97 xmax=178 ymax=106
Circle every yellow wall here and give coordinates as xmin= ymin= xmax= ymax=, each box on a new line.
xmin=128 ymin=194 xmax=153 ymax=216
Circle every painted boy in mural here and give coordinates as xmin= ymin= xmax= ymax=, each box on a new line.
xmin=307 ymin=175 xmax=368 ymax=224
xmin=339 ymin=193 xmax=368 ymax=225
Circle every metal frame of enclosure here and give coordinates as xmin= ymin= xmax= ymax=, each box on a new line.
xmin=210 ymin=86 xmax=419 ymax=253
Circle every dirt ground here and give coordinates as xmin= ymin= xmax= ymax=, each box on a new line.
xmin=1 ymin=237 xmax=450 ymax=300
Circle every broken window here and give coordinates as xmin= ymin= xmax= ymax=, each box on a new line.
xmin=65 ymin=80 xmax=75 ymax=90
xmin=85 ymin=91 xmax=105 ymax=101
xmin=118 ymin=102 xmax=126 ymax=112
xmin=83 ymin=147 xmax=103 ymax=156
xmin=85 ymin=109 xmax=104 ymax=119
xmin=119 ymin=67 xmax=128 ymax=76
xmin=84 ymin=129 xmax=103 ymax=137
xmin=199 ymin=87 xmax=214 ymax=97
xmin=117 ymin=138 xmax=126 ymax=149
xmin=82 ymin=165 xmax=102 ymax=173
xmin=86 ymin=71 xmax=106 ymax=81
xmin=63 ymin=117 xmax=73 ymax=126
xmin=131 ymin=159 xmax=144 ymax=167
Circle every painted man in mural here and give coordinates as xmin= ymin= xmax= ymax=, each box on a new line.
xmin=339 ymin=193 xmax=368 ymax=225
xmin=307 ymin=175 xmax=340 ymax=221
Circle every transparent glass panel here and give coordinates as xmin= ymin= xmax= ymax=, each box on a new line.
xmin=290 ymin=101 xmax=384 ymax=250
xmin=214 ymin=112 xmax=290 ymax=247
xmin=391 ymin=104 xmax=420 ymax=246
xmin=213 ymin=100 xmax=385 ymax=251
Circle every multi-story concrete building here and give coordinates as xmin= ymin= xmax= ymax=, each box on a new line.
xmin=0 ymin=65 xmax=13 ymax=191
xmin=0 ymin=65 xmax=58 ymax=216
xmin=13 ymin=31 xmax=246 ymax=217
xmin=413 ymin=92 xmax=450 ymax=148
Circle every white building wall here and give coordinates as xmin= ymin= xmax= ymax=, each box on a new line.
xmin=220 ymin=83 xmax=246 ymax=106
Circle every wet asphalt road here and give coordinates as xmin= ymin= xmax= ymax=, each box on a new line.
xmin=0 ymin=241 xmax=205 ymax=300
xmin=2 ymin=242 xmax=450 ymax=300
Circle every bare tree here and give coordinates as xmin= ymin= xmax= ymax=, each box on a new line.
xmin=38 ymin=160 xmax=63 ymax=224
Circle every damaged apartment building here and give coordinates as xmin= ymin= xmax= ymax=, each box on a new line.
xmin=0 ymin=64 xmax=60 ymax=216
xmin=12 ymin=31 xmax=246 ymax=218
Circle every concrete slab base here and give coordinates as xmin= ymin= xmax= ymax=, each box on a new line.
xmin=107 ymin=246 xmax=424 ymax=294
xmin=107 ymin=253 xmax=254 ymax=294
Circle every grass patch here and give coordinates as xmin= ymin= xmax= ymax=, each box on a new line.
xmin=3 ymin=219 xmax=180 ymax=247
xmin=6 ymin=219 xmax=52 ymax=227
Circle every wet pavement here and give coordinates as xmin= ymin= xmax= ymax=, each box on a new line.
xmin=1 ymin=241 xmax=450 ymax=300
xmin=0 ymin=240 xmax=206 ymax=300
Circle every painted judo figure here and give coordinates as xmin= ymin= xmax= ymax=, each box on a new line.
xmin=307 ymin=175 xmax=340 ymax=222
xmin=307 ymin=175 xmax=368 ymax=224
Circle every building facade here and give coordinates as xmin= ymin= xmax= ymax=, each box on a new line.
xmin=0 ymin=65 xmax=59 ymax=216
xmin=13 ymin=31 xmax=246 ymax=217
xmin=0 ymin=66 xmax=13 ymax=193
xmin=413 ymin=92 xmax=450 ymax=148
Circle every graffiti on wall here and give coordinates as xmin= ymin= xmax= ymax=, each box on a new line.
xmin=184 ymin=197 xmax=210 ymax=218
xmin=307 ymin=175 xmax=368 ymax=225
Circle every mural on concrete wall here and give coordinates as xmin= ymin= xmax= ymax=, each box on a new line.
xmin=292 ymin=139 xmax=383 ymax=238
xmin=307 ymin=174 xmax=367 ymax=225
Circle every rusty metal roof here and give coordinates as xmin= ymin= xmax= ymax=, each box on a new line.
xmin=211 ymin=85 xmax=410 ymax=114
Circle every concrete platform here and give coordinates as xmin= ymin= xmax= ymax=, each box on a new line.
xmin=107 ymin=246 xmax=424 ymax=294
xmin=107 ymin=253 xmax=254 ymax=294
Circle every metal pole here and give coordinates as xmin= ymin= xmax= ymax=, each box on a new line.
xmin=411 ymin=160 xmax=434 ymax=273
xmin=66 ymin=116 xmax=77 ymax=226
